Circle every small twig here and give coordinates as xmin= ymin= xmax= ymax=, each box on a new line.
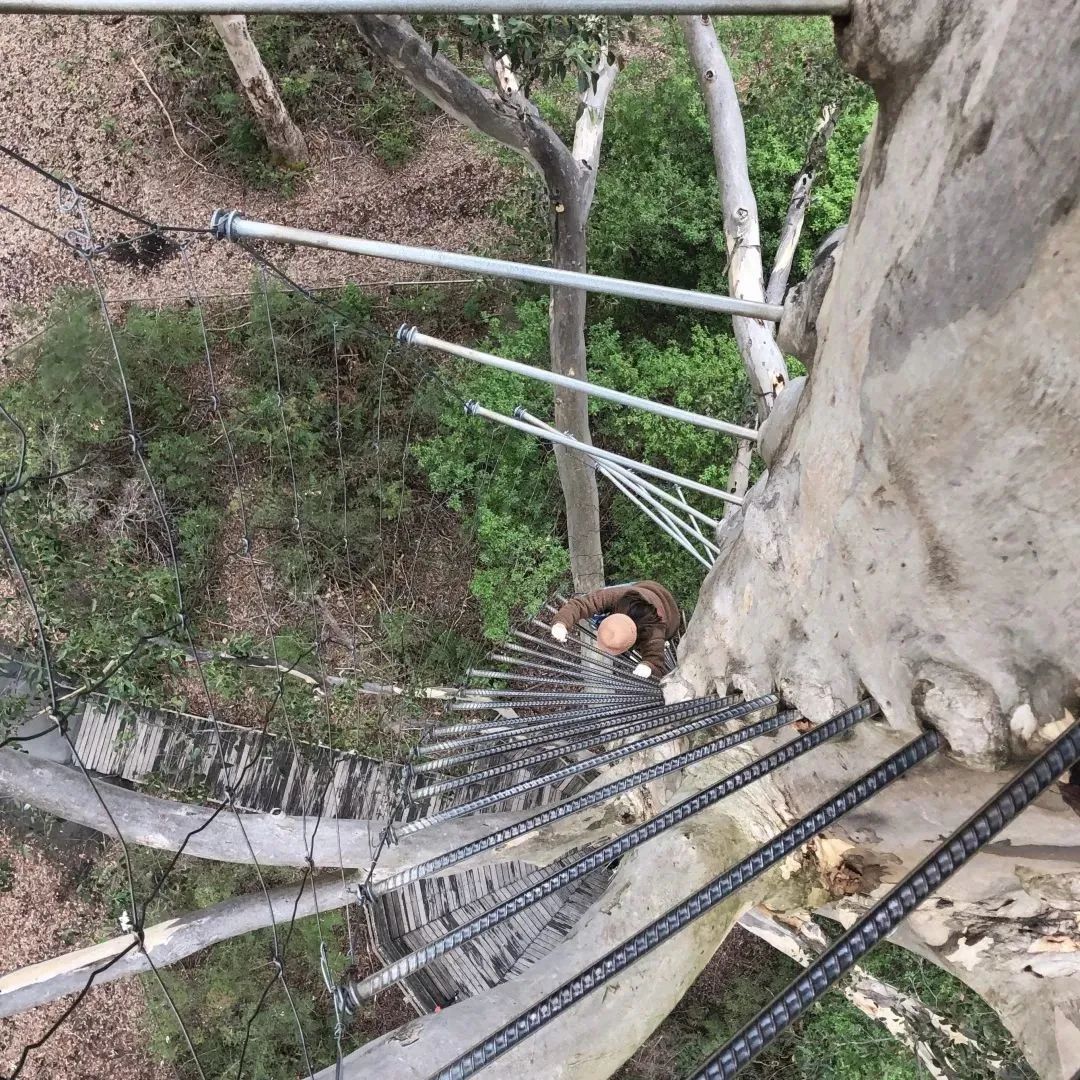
xmin=130 ymin=56 xmax=208 ymax=173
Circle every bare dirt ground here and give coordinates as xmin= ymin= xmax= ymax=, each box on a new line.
xmin=0 ymin=14 xmax=510 ymax=352
xmin=0 ymin=823 xmax=178 ymax=1080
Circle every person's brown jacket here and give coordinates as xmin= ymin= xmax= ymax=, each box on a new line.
xmin=552 ymin=581 xmax=681 ymax=677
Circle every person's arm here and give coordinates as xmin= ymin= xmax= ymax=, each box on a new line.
xmin=552 ymin=586 xmax=628 ymax=631
xmin=634 ymin=626 xmax=668 ymax=678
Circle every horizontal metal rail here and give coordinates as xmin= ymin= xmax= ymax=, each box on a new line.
xmin=467 ymin=402 xmax=741 ymax=505
xmin=345 ymin=704 xmax=834 ymax=1006
xmin=434 ymin=721 xmax=941 ymax=1080
xmin=466 ymin=666 xmax=662 ymax=694
xmin=211 ymin=212 xmax=785 ymax=322
xmin=487 ymin=648 xmax=647 ymax=691
xmin=4 ymin=0 xmax=852 ymax=13
xmin=696 ymin=719 xmax=1080 ymax=1078
xmin=395 ymin=694 xmax=778 ymax=835
xmin=371 ymin=698 xmax=779 ymax=898
xmin=400 ymin=326 xmax=759 ymax=442
xmin=513 ymin=625 xmax=643 ymax=675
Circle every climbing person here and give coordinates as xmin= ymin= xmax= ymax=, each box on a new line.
xmin=549 ymin=581 xmax=681 ymax=679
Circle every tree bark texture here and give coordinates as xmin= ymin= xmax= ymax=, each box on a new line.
xmin=210 ymin=15 xmax=308 ymax=167
xmin=681 ymin=16 xmax=790 ymax=417
xmin=668 ymin=0 xmax=1080 ymax=1074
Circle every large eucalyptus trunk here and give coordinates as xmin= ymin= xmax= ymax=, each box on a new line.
xmin=210 ymin=15 xmax=308 ymax=167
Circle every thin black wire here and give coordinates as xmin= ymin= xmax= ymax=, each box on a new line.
xmin=0 ymin=143 xmax=209 ymax=235
xmin=693 ymin=719 xmax=1080 ymax=1079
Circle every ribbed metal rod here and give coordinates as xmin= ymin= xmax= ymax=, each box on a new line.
xmin=426 ymin=694 xmax=711 ymax=744
xmin=513 ymin=626 xmax=642 ymax=675
xmin=468 ymin=402 xmax=741 ymax=505
xmin=488 ymin=647 xmax=647 ymax=691
xmin=466 ymin=666 xmax=661 ymax=694
xmin=492 ymin=639 xmax=648 ymax=682
xmin=694 ymin=719 xmax=1080 ymax=1079
xmin=397 ymin=694 xmax=779 ymax=835
xmin=371 ymin=697 xmax=771 ymax=898
xmin=434 ymin=720 xmax=940 ymax=1080
xmin=421 ymin=696 xmax=693 ymax=757
xmin=401 ymin=327 xmax=759 ymax=442
xmin=3 ymin=0 xmax=852 ymax=14
xmin=345 ymin=705 xmax=830 ymax=1006
xmin=449 ymin=694 xmax=643 ymax=711
xmin=211 ymin=212 xmax=785 ymax=322
xmin=418 ymin=697 xmax=741 ymax=769
xmin=518 ymin=409 xmax=723 ymax=535
xmin=411 ymin=699 xmax=742 ymax=795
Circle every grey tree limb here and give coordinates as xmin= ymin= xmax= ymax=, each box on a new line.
xmin=0 ymin=749 xmax=625 ymax=870
xmin=681 ymin=14 xmax=789 ymax=416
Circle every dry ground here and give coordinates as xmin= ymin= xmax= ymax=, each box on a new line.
xmin=0 ymin=14 xmax=510 ymax=352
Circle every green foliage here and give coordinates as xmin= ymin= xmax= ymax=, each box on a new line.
xmin=152 ymin=16 xmax=430 ymax=184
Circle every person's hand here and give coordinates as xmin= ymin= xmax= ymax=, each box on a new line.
xmin=632 ymin=663 xmax=652 ymax=679
xmin=550 ymin=622 xmax=569 ymax=643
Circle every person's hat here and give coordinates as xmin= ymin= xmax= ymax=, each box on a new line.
xmin=597 ymin=613 xmax=636 ymax=655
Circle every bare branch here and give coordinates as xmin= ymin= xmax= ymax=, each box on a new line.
xmin=349 ymin=15 xmax=572 ymax=186
xmin=723 ymin=436 xmax=754 ymax=518
xmin=765 ymin=102 xmax=840 ymax=310
xmin=0 ymin=876 xmax=352 ymax=1019
xmin=0 ymin=749 xmax=621 ymax=871
xmin=680 ymin=15 xmax=789 ymax=416
xmin=571 ymin=53 xmax=619 ymax=205
xmin=738 ymin=908 xmax=990 ymax=1080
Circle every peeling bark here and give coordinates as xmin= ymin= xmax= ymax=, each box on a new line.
xmin=210 ymin=15 xmax=307 ymax=167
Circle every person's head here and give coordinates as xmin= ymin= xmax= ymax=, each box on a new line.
xmin=596 ymin=613 xmax=637 ymax=655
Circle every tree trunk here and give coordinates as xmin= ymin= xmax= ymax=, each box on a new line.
xmin=669 ymin=0 xmax=1080 ymax=1074
xmin=550 ymin=190 xmax=605 ymax=592
xmin=681 ymin=15 xmax=789 ymax=417
xmin=210 ymin=15 xmax=308 ymax=167
xmin=723 ymin=436 xmax=754 ymax=519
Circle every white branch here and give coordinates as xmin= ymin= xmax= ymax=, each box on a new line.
xmin=0 ymin=749 xmax=621 ymax=871
xmin=0 ymin=876 xmax=352 ymax=1018
xmin=723 ymin=436 xmax=755 ymax=519
xmin=765 ymin=102 xmax=839 ymax=311
xmin=738 ymin=908 xmax=988 ymax=1080
xmin=681 ymin=15 xmax=789 ymax=416
xmin=571 ymin=53 xmax=618 ymax=205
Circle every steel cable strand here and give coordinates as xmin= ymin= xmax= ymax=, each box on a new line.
xmin=432 ymin=723 xmax=942 ymax=1080
xmin=341 ymin=704 xmax=829 ymax=1007
xmin=396 ymin=694 xmax=778 ymax=836
xmin=691 ymin=717 xmax=1080 ymax=1079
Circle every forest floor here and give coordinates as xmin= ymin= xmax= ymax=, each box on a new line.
xmin=0 ymin=819 xmax=177 ymax=1080
xmin=0 ymin=14 xmax=509 ymax=352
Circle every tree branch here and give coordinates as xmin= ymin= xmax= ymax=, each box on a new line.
xmin=0 ymin=875 xmax=353 ymax=1018
xmin=680 ymin=15 xmax=789 ymax=416
xmin=571 ymin=53 xmax=618 ymax=207
xmin=0 ymin=749 xmax=622 ymax=871
xmin=738 ymin=908 xmax=991 ymax=1080
xmin=765 ymin=102 xmax=840 ymax=310
xmin=350 ymin=15 xmax=572 ymax=185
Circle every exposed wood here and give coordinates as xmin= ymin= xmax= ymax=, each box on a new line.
xmin=723 ymin=436 xmax=754 ymax=518
xmin=210 ymin=14 xmax=308 ymax=166
xmin=681 ymin=15 xmax=789 ymax=416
